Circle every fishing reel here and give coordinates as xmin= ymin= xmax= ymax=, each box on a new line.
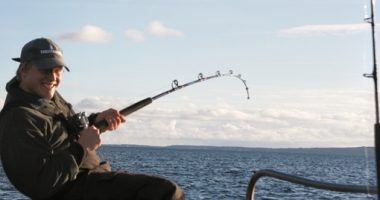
xmin=67 ymin=112 xmax=89 ymax=137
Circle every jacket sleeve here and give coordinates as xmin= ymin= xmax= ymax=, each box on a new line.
xmin=0 ymin=107 xmax=87 ymax=199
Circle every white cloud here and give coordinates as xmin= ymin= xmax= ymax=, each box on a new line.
xmin=69 ymin=88 xmax=374 ymax=148
xmin=125 ymin=29 xmax=145 ymax=42
xmin=58 ymin=25 xmax=112 ymax=43
xmin=123 ymin=20 xmax=184 ymax=42
xmin=146 ymin=20 xmax=184 ymax=37
xmin=73 ymin=96 xmax=133 ymax=113
xmin=278 ymin=24 xmax=369 ymax=37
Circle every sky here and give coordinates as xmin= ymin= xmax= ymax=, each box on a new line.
xmin=0 ymin=0 xmax=379 ymax=148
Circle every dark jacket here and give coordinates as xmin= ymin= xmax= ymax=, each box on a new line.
xmin=0 ymin=77 xmax=101 ymax=199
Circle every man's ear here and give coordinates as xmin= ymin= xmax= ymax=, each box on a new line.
xmin=18 ymin=63 xmax=27 ymax=76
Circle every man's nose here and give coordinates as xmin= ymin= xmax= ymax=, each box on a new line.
xmin=45 ymin=71 xmax=59 ymax=80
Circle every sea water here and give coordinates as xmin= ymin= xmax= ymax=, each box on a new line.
xmin=0 ymin=145 xmax=377 ymax=199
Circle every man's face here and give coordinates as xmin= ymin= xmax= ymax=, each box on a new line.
xmin=19 ymin=64 xmax=63 ymax=99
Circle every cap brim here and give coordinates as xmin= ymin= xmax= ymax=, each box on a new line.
xmin=12 ymin=58 xmax=21 ymax=62
xmin=33 ymin=57 xmax=70 ymax=72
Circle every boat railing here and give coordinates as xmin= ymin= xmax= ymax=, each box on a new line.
xmin=245 ymin=169 xmax=378 ymax=200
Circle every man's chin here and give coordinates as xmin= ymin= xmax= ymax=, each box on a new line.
xmin=41 ymin=91 xmax=56 ymax=99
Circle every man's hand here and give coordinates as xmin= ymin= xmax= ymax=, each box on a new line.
xmin=95 ymin=108 xmax=127 ymax=132
xmin=78 ymin=125 xmax=101 ymax=151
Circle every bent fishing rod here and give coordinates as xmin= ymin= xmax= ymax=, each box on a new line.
xmin=94 ymin=70 xmax=249 ymax=130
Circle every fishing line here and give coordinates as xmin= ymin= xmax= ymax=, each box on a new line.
xmin=127 ymin=84 xmax=171 ymax=102
xmin=124 ymin=76 xmax=203 ymax=105
xmin=129 ymin=75 xmax=211 ymax=102
xmin=95 ymin=70 xmax=249 ymax=130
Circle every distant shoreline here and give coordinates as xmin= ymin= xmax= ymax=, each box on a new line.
xmin=101 ymin=144 xmax=375 ymax=156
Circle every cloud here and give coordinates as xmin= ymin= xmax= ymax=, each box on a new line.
xmin=73 ymin=96 xmax=133 ymax=113
xmin=278 ymin=24 xmax=369 ymax=37
xmin=58 ymin=22 xmax=183 ymax=43
xmin=58 ymin=25 xmax=112 ymax=43
xmin=146 ymin=20 xmax=184 ymax=37
xmin=125 ymin=29 xmax=145 ymax=42
xmin=69 ymin=88 xmax=374 ymax=148
xmin=123 ymin=20 xmax=184 ymax=42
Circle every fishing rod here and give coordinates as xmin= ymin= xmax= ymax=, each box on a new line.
xmin=363 ymin=0 xmax=380 ymax=194
xmin=364 ymin=0 xmax=379 ymax=123
xmin=94 ymin=70 xmax=249 ymax=130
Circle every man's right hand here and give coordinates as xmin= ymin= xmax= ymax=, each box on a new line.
xmin=78 ymin=125 xmax=101 ymax=151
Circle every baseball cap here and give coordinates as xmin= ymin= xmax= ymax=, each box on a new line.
xmin=12 ymin=38 xmax=70 ymax=72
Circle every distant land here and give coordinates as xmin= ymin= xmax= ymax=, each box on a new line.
xmin=104 ymin=144 xmax=375 ymax=157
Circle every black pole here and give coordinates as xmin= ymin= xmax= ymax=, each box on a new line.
xmin=376 ymin=124 xmax=380 ymax=199
xmin=364 ymin=0 xmax=380 ymax=197
xmin=369 ymin=1 xmax=380 ymax=197
xmin=369 ymin=0 xmax=379 ymax=124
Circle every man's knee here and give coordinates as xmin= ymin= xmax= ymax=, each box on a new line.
xmin=170 ymin=181 xmax=185 ymax=200
xmin=113 ymin=172 xmax=185 ymax=200
xmin=142 ymin=175 xmax=185 ymax=200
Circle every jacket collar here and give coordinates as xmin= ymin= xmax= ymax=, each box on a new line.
xmin=4 ymin=77 xmax=71 ymax=117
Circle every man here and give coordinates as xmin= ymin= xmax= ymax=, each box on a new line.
xmin=0 ymin=38 xmax=185 ymax=200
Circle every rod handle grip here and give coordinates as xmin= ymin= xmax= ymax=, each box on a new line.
xmin=94 ymin=97 xmax=153 ymax=130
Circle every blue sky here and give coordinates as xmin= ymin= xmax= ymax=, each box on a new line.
xmin=0 ymin=0 xmax=378 ymax=147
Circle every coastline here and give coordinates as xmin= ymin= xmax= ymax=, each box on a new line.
xmin=100 ymin=144 xmax=375 ymax=156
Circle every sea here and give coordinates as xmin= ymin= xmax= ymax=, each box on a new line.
xmin=0 ymin=145 xmax=377 ymax=200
